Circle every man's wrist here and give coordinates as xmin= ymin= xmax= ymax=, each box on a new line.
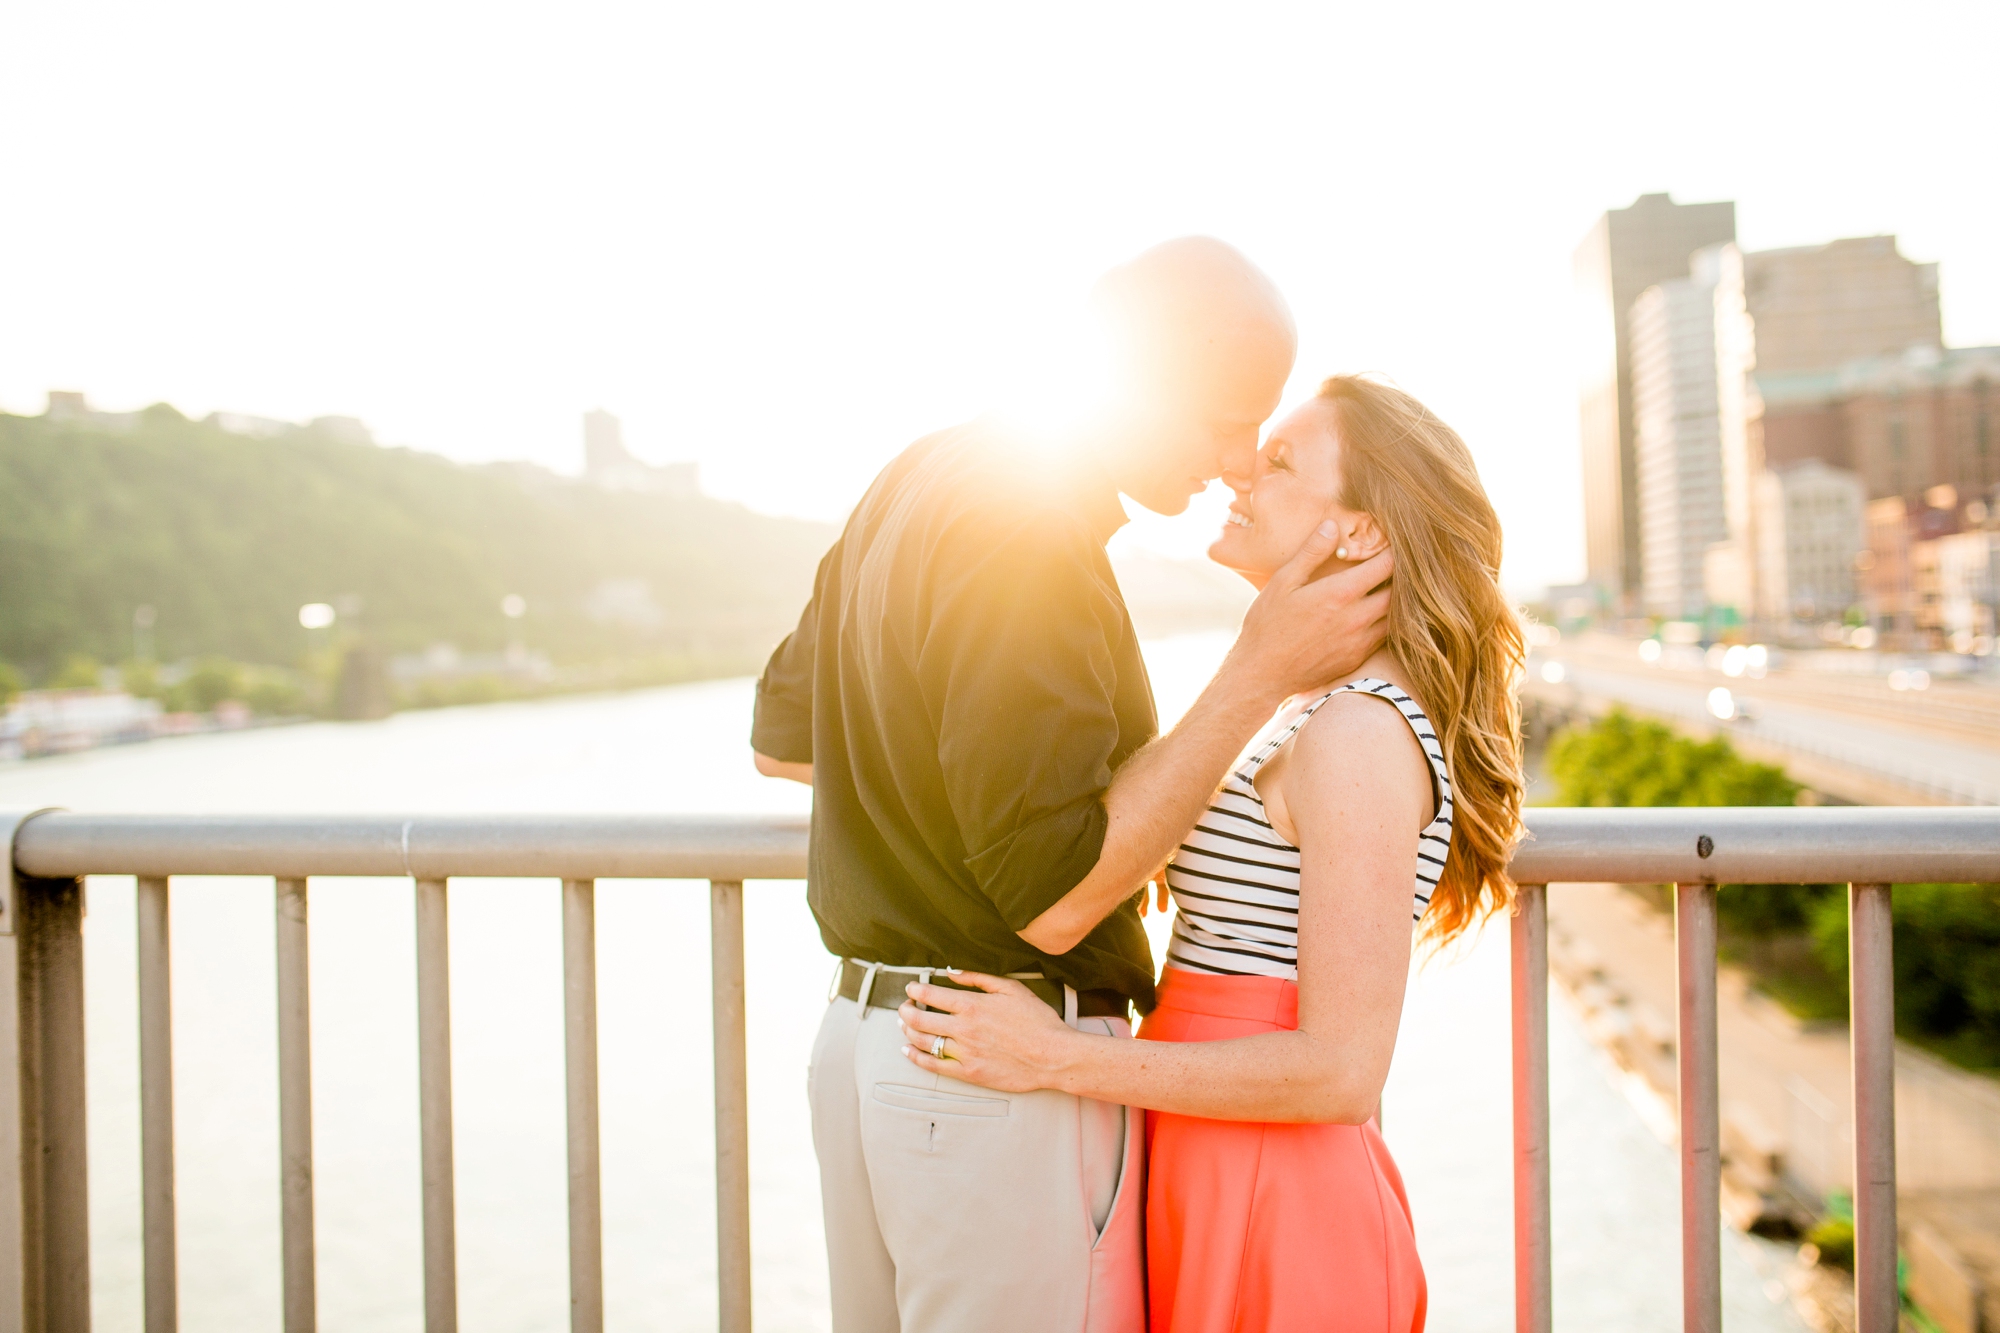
xmin=1211 ymin=651 xmax=1289 ymax=715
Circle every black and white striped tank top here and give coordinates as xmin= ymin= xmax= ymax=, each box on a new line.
xmin=1164 ymin=678 xmax=1453 ymax=979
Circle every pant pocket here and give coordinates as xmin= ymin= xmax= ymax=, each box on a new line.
xmin=1084 ymin=1104 xmax=1146 ymax=1333
xmin=871 ymin=1083 xmax=1010 ymax=1117
xmin=865 ymin=1081 xmax=1012 ymax=1160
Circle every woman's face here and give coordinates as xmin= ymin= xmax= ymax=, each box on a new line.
xmin=1209 ymin=398 xmax=1371 ymax=581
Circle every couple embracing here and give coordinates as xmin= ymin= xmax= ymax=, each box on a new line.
xmin=752 ymin=238 xmax=1526 ymax=1333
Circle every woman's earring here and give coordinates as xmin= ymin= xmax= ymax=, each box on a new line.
xmin=1335 ymin=545 xmax=1349 ymax=560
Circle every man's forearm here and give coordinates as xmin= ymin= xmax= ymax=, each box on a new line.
xmin=753 ymin=751 xmax=814 ymax=785
xmin=1018 ymin=661 xmax=1282 ymax=953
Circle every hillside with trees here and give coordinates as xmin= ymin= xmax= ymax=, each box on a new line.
xmin=0 ymin=405 xmax=835 ymax=687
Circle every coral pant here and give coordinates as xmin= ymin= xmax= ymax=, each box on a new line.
xmin=1141 ymin=968 xmax=1426 ymax=1333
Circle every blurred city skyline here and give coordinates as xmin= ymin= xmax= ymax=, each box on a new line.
xmin=5 ymin=1 xmax=1998 ymax=594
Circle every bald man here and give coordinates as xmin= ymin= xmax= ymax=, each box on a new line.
xmin=752 ymin=238 xmax=1391 ymax=1332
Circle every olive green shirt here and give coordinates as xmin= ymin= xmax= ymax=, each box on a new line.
xmin=752 ymin=419 xmax=1159 ymax=1011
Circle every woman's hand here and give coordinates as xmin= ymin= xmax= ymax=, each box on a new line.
xmin=897 ymin=972 xmax=1079 ymax=1094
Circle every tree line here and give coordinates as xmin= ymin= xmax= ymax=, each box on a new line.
xmin=0 ymin=405 xmax=833 ymax=687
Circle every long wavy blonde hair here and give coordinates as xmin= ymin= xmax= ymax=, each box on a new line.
xmin=1318 ymin=375 xmax=1526 ymax=947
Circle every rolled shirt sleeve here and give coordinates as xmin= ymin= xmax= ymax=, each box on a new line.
xmin=751 ymin=550 xmax=830 ymax=764
xmin=921 ymin=508 xmax=1129 ymax=929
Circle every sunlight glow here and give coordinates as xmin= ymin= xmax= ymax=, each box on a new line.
xmin=4 ymin=2 xmax=1996 ymax=595
xmin=992 ymin=299 xmax=1118 ymax=441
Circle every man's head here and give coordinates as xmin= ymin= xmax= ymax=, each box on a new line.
xmin=1089 ymin=237 xmax=1296 ymax=515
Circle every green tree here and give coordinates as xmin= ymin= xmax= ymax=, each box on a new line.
xmin=165 ymin=658 xmax=243 ymax=714
xmin=118 ymin=658 xmax=162 ymax=699
xmin=1545 ymin=709 xmax=1831 ymax=938
xmin=239 ymin=667 xmax=306 ymax=717
xmin=1550 ymin=710 xmax=2000 ymax=1068
xmin=49 ymin=654 xmax=102 ymax=689
xmin=1546 ymin=708 xmax=1800 ymax=807
xmin=1812 ymin=884 xmax=2000 ymax=1069
xmin=0 ymin=409 xmax=831 ymax=674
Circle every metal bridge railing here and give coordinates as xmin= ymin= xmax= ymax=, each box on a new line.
xmin=7 ymin=805 xmax=2000 ymax=1333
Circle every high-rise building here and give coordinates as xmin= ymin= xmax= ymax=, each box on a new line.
xmin=1630 ymin=255 xmax=1728 ymax=618
xmin=1728 ymin=236 xmax=1941 ymax=379
xmin=1574 ymin=193 xmax=1737 ymax=605
xmin=1711 ymin=236 xmax=1943 ymax=619
xmin=583 ymin=408 xmax=633 ymax=476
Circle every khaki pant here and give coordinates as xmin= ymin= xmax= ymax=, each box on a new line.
xmin=808 ymin=990 xmax=1146 ymax=1332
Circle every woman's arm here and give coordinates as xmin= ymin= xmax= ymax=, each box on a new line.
xmin=899 ymin=690 xmax=1432 ymax=1123
xmin=1013 ymin=538 xmax=1391 ymax=955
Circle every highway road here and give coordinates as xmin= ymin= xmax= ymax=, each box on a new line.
xmin=1527 ymin=641 xmax=2000 ymax=806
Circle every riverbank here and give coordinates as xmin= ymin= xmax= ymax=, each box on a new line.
xmin=0 ymin=654 xmax=760 ymax=764
xmin=1548 ymin=883 xmax=2000 ymax=1333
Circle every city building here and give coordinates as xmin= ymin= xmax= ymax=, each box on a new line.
xmin=1729 ymin=236 xmax=1941 ymax=379
xmin=307 ymin=415 xmax=374 ymax=446
xmin=1752 ymin=460 xmax=1865 ymax=624
xmin=1913 ymin=527 xmax=2000 ymax=647
xmin=1861 ymin=497 xmax=1917 ymax=641
xmin=1754 ymin=346 xmax=2000 ymax=502
xmin=581 ymin=408 xmax=699 ymax=496
xmin=1574 ymin=193 xmax=1737 ymax=607
xmin=1710 ymin=236 xmax=1943 ymax=620
xmin=1630 ymin=258 xmax=1728 ymax=618
xmin=45 ymin=390 xmax=89 ymax=420
xmin=1862 ymin=495 xmax=1960 ymax=644
xmin=0 ymin=689 xmax=163 ymax=761
xmin=583 ymin=407 xmax=632 ymax=476
xmin=41 ymin=390 xmax=140 ymax=432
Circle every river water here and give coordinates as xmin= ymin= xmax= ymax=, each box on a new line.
xmin=0 ymin=633 xmax=1807 ymax=1332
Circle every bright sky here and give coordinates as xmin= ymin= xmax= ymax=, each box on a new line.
xmin=5 ymin=2 xmax=1996 ymax=594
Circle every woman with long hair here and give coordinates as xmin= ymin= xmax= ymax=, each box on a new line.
xmin=894 ymin=375 xmax=1526 ymax=1332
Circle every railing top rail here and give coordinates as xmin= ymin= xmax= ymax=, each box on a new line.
xmin=12 ymin=806 xmax=2000 ymax=885
xmin=1516 ymin=806 xmax=2000 ymax=884
xmin=7 ymin=811 xmax=812 ymax=881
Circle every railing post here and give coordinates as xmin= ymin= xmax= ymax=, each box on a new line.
xmin=0 ymin=816 xmax=18 ymax=1333
xmin=275 ymin=877 xmax=317 ymax=1333
xmin=1675 ymin=882 xmax=1721 ymax=1333
xmin=0 ymin=810 xmax=91 ymax=1332
xmin=1849 ymin=883 xmax=1897 ymax=1333
xmin=561 ymin=879 xmax=604 ymax=1333
xmin=711 ymin=880 xmax=751 ymax=1333
xmin=137 ymin=876 xmax=178 ymax=1333
xmin=1510 ymin=884 xmax=1551 ymax=1333
xmin=414 ymin=878 xmax=458 ymax=1333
